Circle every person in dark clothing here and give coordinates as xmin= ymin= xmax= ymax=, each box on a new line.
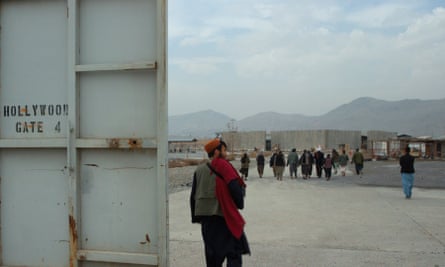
xmin=256 ymin=151 xmax=265 ymax=178
xmin=269 ymin=151 xmax=277 ymax=177
xmin=274 ymin=150 xmax=286 ymax=180
xmin=400 ymin=146 xmax=415 ymax=199
xmin=331 ymin=149 xmax=340 ymax=174
xmin=299 ymin=149 xmax=314 ymax=179
xmin=314 ymin=148 xmax=325 ymax=178
xmin=323 ymin=154 xmax=333 ymax=180
xmin=190 ymin=138 xmax=250 ymax=266
xmin=240 ymin=153 xmax=250 ymax=181
xmin=351 ymin=148 xmax=364 ymax=177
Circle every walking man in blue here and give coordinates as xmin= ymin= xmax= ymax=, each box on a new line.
xmin=400 ymin=146 xmax=415 ymax=199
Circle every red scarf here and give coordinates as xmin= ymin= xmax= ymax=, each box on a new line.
xmin=211 ymin=157 xmax=246 ymax=239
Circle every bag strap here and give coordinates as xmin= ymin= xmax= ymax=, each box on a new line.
xmin=206 ymin=163 xmax=224 ymax=180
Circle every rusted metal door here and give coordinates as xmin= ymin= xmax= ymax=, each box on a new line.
xmin=0 ymin=0 xmax=168 ymax=266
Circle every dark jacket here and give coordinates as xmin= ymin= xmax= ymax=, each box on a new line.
xmin=314 ymin=151 xmax=324 ymax=166
xmin=338 ymin=154 xmax=349 ymax=166
xmin=256 ymin=154 xmax=265 ymax=166
xmin=299 ymin=151 xmax=313 ymax=165
xmin=240 ymin=155 xmax=250 ymax=169
xmin=400 ymin=154 xmax=415 ymax=173
xmin=275 ymin=152 xmax=286 ymax=167
xmin=269 ymin=153 xmax=277 ymax=167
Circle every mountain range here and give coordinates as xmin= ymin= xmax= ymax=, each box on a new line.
xmin=168 ymin=97 xmax=445 ymax=138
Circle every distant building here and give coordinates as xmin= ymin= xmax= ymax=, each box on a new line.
xmin=371 ymin=135 xmax=444 ymax=159
xmin=168 ymin=136 xmax=198 ymax=153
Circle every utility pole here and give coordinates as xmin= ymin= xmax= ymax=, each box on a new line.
xmin=227 ymin=119 xmax=238 ymax=154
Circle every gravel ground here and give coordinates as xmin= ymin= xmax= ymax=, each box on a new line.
xmin=168 ymin=160 xmax=242 ymax=193
xmin=168 ymin=165 xmax=196 ymax=193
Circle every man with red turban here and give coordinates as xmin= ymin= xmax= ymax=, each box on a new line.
xmin=190 ymin=138 xmax=250 ymax=266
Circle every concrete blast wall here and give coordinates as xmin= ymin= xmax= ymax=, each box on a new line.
xmin=271 ymin=130 xmax=326 ymax=151
xmin=271 ymin=130 xmax=361 ymax=152
xmin=221 ymin=131 xmax=266 ymax=151
xmin=325 ymin=130 xmax=361 ymax=151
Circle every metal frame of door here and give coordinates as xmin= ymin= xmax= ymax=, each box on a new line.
xmin=0 ymin=0 xmax=168 ymax=266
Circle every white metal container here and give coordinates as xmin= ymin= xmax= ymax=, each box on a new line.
xmin=0 ymin=0 xmax=168 ymax=266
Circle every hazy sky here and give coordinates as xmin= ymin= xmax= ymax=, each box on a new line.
xmin=168 ymin=0 xmax=445 ymax=119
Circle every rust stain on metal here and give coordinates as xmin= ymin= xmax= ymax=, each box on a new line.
xmin=128 ymin=138 xmax=142 ymax=149
xmin=69 ymin=215 xmax=78 ymax=267
xmin=139 ymin=233 xmax=151 ymax=245
xmin=69 ymin=216 xmax=78 ymax=240
xmin=108 ymin=138 xmax=120 ymax=148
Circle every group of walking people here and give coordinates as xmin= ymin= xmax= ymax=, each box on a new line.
xmin=190 ymin=138 xmax=416 ymax=267
xmin=258 ymin=148 xmax=364 ymax=180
